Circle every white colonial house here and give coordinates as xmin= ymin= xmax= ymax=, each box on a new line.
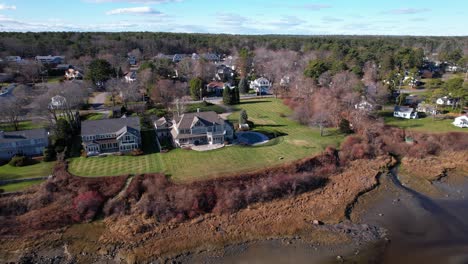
xmin=250 ymin=77 xmax=271 ymax=95
xmin=436 ymin=96 xmax=454 ymax=106
xmin=394 ymin=106 xmax=418 ymax=119
xmin=81 ymin=117 xmax=141 ymax=156
xmin=354 ymin=100 xmax=374 ymax=111
xmin=453 ymin=115 xmax=468 ymax=128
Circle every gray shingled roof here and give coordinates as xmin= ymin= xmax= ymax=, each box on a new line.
xmin=394 ymin=106 xmax=414 ymax=113
xmin=81 ymin=117 xmax=140 ymax=136
xmin=174 ymin=111 xmax=225 ymax=130
xmin=0 ymin=128 xmax=48 ymax=144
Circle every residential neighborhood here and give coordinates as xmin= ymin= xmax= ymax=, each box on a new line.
xmin=0 ymin=1 xmax=468 ymax=262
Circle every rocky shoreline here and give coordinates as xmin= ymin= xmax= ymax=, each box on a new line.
xmin=1 ymin=149 xmax=467 ymax=263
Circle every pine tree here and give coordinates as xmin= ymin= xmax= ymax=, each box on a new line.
xmin=223 ymin=85 xmax=231 ymax=105
xmin=233 ymin=86 xmax=240 ymax=104
xmin=238 ymin=77 xmax=249 ymax=94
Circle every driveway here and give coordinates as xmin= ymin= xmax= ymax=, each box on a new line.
xmin=89 ymin=92 xmax=109 ymax=110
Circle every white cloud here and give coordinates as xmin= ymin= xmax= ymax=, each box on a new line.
xmin=106 ymin=6 xmax=162 ymax=15
xmin=388 ymin=8 xmax=431 ymax=15
xmin=0 ymin=4 xmax=16 ymax=10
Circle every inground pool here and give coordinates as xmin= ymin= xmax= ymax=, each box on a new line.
xmin=236 ymin=131 xmax=269 ymax=145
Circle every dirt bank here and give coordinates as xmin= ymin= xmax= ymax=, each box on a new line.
xmin=0 ymin=156 xmax=393 ymax=263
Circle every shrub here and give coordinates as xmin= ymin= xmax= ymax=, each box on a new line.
xmin=130 ymin=149 xmax=144 ymax=156
xmin=339 ymin=119 xmax=353 ymax=134
xmin=72 ymin=191 xmax=104 ymax=222
xmin=8 ymin=156 xmax=34 ymax=167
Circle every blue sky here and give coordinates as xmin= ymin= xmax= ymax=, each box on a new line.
xmin=0 ymin=0 xmax=466 ymax=35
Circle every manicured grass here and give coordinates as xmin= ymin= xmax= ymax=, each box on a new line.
xmin=81 ymin=113 xmax=105 ymax=121
xmin=68 ymin=99 xmax=344 ymax=182
xmin=186 ymin=101 xmax=225 ymax=114
xmin=0 ymin=120 xmax=46 ymax=132
xmin=380 ymin=111 xmax=467 ymax=133
xmin=0 ymin=179 xmax=44 ymax=193
xmin=0 ymin=162 xmax=55 ymax=180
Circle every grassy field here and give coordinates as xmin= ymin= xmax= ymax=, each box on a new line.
xmin=0 ymin=179 xmax=45 ymax=193
xmin=381 ymin=111 xmax=467 ymax=133
xmin=0 ymin=162 xmax=55 ymax=180
xmin=0 ymin=120 xmax=47 ymax=132
xmin=69 ymin=99 xmax=344 ymax=182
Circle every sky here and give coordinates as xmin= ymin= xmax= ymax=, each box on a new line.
xmin=0 ymin=0 xmax=467 ymax=35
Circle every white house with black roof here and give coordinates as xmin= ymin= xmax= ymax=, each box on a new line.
xmin=0 ymin=129 xmax=49 ymax=160
xmin=81 ymin=117 xmax=141 ymax=156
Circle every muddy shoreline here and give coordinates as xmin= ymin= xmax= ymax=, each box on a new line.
xmin=1 ymin=151 xmax=467 ymax=263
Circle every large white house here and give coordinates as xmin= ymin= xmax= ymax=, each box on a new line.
xmin=394 ymin=106 xmax=418 ymax=119
xmin=81 ymin=117 xmax=141 ymax=156
xmin=250 ymin=77 xmax=271 ymax=95
xmin=453 ymin=115 xmax=468 ymax=128
xmin=160 ymin=110 xmax=234 ymax=147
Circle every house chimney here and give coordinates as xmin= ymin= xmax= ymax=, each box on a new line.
xmin=197 ymin=108 xmax=200 ymax=113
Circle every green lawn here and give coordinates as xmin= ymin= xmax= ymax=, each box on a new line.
xmin=0 ymin=162 xmax=55 ymax=180
xmin=69 ymin=99 xmax=344 ymax=182
xmin=0 ymin=120 xmax=46 ymax=132
xmin=0 ymin=179 xmax=45 ymax=193
xmin=186 ymin=101 xmax=225 ymax=114
xmin=81 ymin=113 xmax=105 ymax=121
xmin=381 ymin=111 xmax=467 ymax=133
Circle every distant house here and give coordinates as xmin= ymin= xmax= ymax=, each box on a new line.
xmin=445 ymin=65 xmax=459 ymax=72
xmin=280 ymin=76 xmax=290 ymax=87
xmin=152 ymin=116 xmax=173 ymax=140
xmin=81 ymin=117 xmax=141 ymax=156
xmin=0 ymin=129 xmax=49 ymax=160
xmin=172 ymin=54 xmax=187 ymax=63
xmin=35 ymin=55 xmax=65 ymax=64
xmin=65 ymin=68 xmax=83 ymax=80
xmin=202 ymin=53 xmax=220 ymax=62
xmin=416 ymin=103 xmax=439 ymax=115
xmin=394 ymin=106 xmax=418 ymax=119
xmin=124 ymin=71 xmax=137 ymax=83
xmin=206 ymin=81 xmax=225 ymax=95
xmin=404 ymin=94 xmax=421 ymax=105
xmin=250 ymin=77 xmax=271 ymax=95
xmin=128 ymin=55 xmax=137 ymax=66
xmin=5 ymin=56 xmax=22 ymax=63
xmin=453 ymin=115 xmax=468 ymax=128
xmin=354 ymin=100 xmax=374 ymax=111
xmin=56 ymin=64 xmax=73 ymax=71
xmin=436 ymin=96 xmax=454 ymax=106
xmin=50 ymin=95 xmax=67 ymax=109
xmin=215 ymin=64 xmax=235 ymax=81
xmin=170 ymin=110 xmax=234 ymax=147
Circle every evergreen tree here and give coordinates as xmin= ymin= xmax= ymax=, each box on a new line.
xmin=86 ymin=59 xmax=113 ymax=85
xmin=233 ymin=86 xmax=240 ymax=104
xmin=223 ymin=85 xmax=232 ymax=105
xmin=189 ymin=77 xmax=204 ymax=100
xmin=238 ymin=77 xmax=249 ymax=94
